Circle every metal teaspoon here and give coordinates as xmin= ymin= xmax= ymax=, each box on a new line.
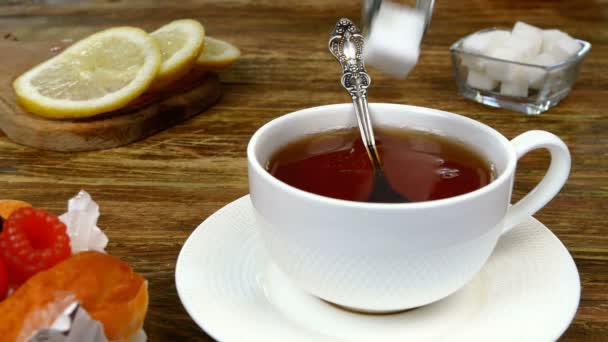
xmin=328 ymin=18 xmax=409 ymax=203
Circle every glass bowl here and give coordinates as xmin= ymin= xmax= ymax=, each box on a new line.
xmin=450 ymin=28 xmax=591 ymax=115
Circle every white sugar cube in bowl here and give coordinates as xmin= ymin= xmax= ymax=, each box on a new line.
xmin=526 ymin=53 xmax=559 ymax=89
xmin=543 ymin=29 xmax=581 ymax=61
xmin=467 ymin=70 xmax=498 ymax=90
xmin=450 ymin=23 xmax=591 ymax=114
xmin=512 ymin=21 xmax=543 ymax=57
xmin=502 ymin=34 xmax=540 ymax=60
xmin=500 ymin=79 xmax=529 ymax=97
xmin=460 ymin=30 xmax=510 ymax=71
xmin=485 ymin=47 xmax=526 ymax=81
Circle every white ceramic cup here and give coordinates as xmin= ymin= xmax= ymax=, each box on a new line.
xmin=248 ymin=103 xmax=570 ymax=312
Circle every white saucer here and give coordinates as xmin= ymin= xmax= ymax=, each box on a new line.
xmin=175 ymin=196 xmax=580 ymax=342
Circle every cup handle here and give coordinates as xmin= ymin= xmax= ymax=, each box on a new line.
xmin=502 ymin=130 xmax=571 ymax=234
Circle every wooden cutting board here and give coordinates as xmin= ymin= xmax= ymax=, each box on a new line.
xmin=0 ymin=41 xmax=221 ymax=152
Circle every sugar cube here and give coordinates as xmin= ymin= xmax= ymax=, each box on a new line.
xmin=502 ymin=34 xmax=540 ymax=60
xmin=462 ymin=30 xmax=510 ymax=55
xmin=542 ymin=29 xmax=581 ymax=61
xmin=485 ymin=47 xmax=526 ymax=81
xmin=512 ymin=21 xmax=543 ymax=56
xmin=462 ymin=32 xmax=493 ymax=55
xmin=500 ymin=79 xmax=529 ymax=97
xmin=529 ymin=52 xmax=558 ymax=66
xmin=554 ymin=38 xmax=581 ymax=60
xmin=542 ymin=29 xmax=569 ymax=51
xmin=489 ymin=30 xmax=512 ymax=50
xmin=364 ymin=1 xmax=425 ymax=79
xmin=461 ymin=30 xmax=510 ymax=71
xmin=461 ymin=54 xmax=486 ymax=71
xmin=466 ymin=70 xmax=498 ymax=90
xmin=525 ymin=52 xmax=558 ymax=89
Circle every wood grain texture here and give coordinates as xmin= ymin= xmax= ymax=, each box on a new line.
xmin=0 ymin=41 xmax=221 ymax=151
xmin=0 ymin=0 xmax=606 ymax=340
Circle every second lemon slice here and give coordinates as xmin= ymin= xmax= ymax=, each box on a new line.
xmin=150 ymin=19 xmax=205 ymax=88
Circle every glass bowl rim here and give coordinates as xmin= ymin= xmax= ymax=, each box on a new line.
xmin=449 ymin=27 xmax=591 ymax=71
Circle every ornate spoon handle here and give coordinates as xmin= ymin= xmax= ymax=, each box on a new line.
xmin=329 ymin=18 xmax=381 ymax=166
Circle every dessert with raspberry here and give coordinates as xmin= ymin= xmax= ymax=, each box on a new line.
xmin=0 ymin=193 xmax=148 ymax=341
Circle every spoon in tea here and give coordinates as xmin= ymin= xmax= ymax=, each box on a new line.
xmin=329 ymin=18 xmax=409 ymax=203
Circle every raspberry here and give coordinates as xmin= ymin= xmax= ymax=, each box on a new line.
xmin=0 ymin=207 xmax=71 ymax=286
xmin=0 ymin=257 xmax=7 ymax=300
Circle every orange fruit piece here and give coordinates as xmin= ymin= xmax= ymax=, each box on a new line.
xmin=0 ymin=200 xmax=31 ymax=219
xmin=0 ymin=251 xmax=148 ymax=342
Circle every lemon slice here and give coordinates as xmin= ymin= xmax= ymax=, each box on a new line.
xmin=13 ymin=27 xmax=161 ymax=119
xmin=149 ymin=19 xmax=205 ymax=88
xmin=196 ymin=36 xmax=241 ymax=70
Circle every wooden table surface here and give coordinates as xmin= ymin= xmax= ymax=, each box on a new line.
xmin=1 ymin=0 xmax=606 ymax=340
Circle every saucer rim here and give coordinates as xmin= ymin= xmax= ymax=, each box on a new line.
xmin=175 ymin=199 xmax=235 ymax=342
xmin=175 ymin=195 xmax=581 ymax=342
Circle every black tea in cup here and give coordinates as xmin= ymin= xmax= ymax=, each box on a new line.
xmin=267 ymin=127 xmax=494 ymax=203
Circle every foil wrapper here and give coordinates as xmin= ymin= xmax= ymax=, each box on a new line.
xmin=59 ymin=190 xmax=109 ymax=253
xmin=28 ymin=302 xmax=146 ymax=342
xmin=28 ymin=302 xmax=108 ymax=342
